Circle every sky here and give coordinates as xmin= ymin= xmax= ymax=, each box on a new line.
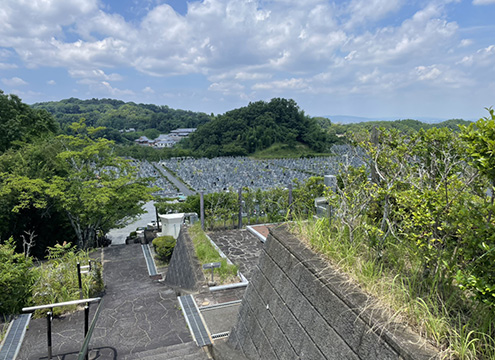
xmin=1 ymin=0 xmax=495 ymax=120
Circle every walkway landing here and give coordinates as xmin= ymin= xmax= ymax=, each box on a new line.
xmin=207 ymin=229 xmax=264 ymax=281
xmin=17 ymin=244 xmax=196 ymax=359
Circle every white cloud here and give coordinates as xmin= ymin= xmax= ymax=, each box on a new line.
xmin=208 ymin=82 xmax=245 ymax=95
xmin=345 ymin=0 xmax=402 ymax=28
xmin=47 ymin=80 xmax=56 ymax=85
xmin=416 ymin=65 xmax=442 ymax=80
xmin=458 ymin=45 xmax=495 ymax=67
xmin=0 ymin=62 xmax=18 ymax=69
xmin=473 ymin=0 xmax=495 ymax=5
xmin=98 ymin=81 xmax=134 ymax=96
xmin=252 ymin=78 xmax=308 ymax=91
xmin=2 ymin=77 xmax=27 ymax=86
xmin=0 ymin=0 xmax=492 ymax=118
xmin=69 ymin=69 xmax=123 ymax=81
xmin=460 ymin=39 xmax=473 ymax=47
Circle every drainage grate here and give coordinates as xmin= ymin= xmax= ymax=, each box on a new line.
xmin=0 ymin=314 xmax=31 ymax=360
xmin=211 ymin=331 xmax=230 ymax=340
xmin=178 ymin=295 xmax=212 ymax=347
xmin=141 ymin=244 xmax=157 ymax=276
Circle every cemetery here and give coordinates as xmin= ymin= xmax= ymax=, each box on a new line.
xmin=158 ymin=145 xmax=364 ymax=194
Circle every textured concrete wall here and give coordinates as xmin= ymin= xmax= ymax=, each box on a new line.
xmin=164 ymin=226 xmax=204 ymax=291
xmin=229 ymin=225 xmax=438 ymax=360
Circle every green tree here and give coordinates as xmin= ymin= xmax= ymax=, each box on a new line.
xmin=457 ymin=108 xmax=495 ymax=305
xmin=1 ymin=121 xmax=154 ymax=249
xmin=0 ymin=90 xmax=58 ymax=153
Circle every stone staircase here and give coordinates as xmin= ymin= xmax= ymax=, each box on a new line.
xmin=123 ymin=341 xmax=210 ymax=360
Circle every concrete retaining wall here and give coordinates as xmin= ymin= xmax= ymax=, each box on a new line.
xmin=164 ymin=226 xmax=204 ymax=292
xmin=228 ymin=225 xmax=438 ymax=360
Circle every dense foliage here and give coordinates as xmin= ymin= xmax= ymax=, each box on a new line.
xmin=296 ymin=111 xmax=495 ymax=358
xmin=1 ymin=91 xmax=154 ymax=255
xmin=31 ymin=97 xmax=211 ymax=142
xmin=0 ymin=90 xmax=58 ymax=153
xmin=183 ymin=98 xmax=330 ymax=157
xmin=330 ymin=118 xmax=472 ymax=140
xmin=0 ymin=239 xmax=36 ymax=315
xmin=156 ymin=176 xmax=325 ymax=229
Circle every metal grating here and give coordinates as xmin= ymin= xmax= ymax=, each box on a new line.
xmin=141 ymin=244 xmax=157 ymax=276
xmin=211 ymin=331 xmax=230 ymax=340
xmin=0 ymin=314 xmax=31 ymax=360
xmin=178 ymin=295 xmax=212 ymax=347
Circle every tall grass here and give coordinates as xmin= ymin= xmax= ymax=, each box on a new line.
xmin=292 ymin=217 xmax=495 ymax=359
xmin=31 ymin=243 xmax=104 ymax=317
xmin=188 ymin=223 xmax=239 ymax=282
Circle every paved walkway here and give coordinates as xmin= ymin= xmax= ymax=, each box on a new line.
xmin=107 ymin=202 xmax=158 ymax=245
xmin=207 ymin=229 xmax=264 ymax=281
xmin=154 ymin=163 xmax=195 ymax=196
xmin=17 ymin=244 xmax=200 ymax=359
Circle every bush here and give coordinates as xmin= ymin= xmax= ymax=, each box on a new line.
xmin=0 ymin=238 xmax=37 ymax=315
xmin=31 ymin=242 xmax=104 ymax=316
xmin=152 ymin=236 xmax=176 ymax=262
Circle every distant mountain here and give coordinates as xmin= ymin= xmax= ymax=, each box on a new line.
xmin=324 ymin=115 xmax=451 ymax=124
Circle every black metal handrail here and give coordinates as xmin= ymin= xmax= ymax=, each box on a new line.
xmin=22 ymin=297 xmax=102 ymax=360
xmin=77 ymin=299 xmax=104 ymax=360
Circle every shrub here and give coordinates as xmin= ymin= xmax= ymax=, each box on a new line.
xmin=31 ymin=242 xmax=104 ymax=316
xmin=153 ymin=235 xmax=176 ymax=262
xmin=0 ymin=238 xmax=37 ymax=315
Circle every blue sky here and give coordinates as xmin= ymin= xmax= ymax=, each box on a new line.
xmin=1 ymin=0 xmax=495 ymax=120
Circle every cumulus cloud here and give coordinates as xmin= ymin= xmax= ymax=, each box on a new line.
xmin=47 ymin=80 xmax=56 ymax=85
xmin=0 ymin=63 xmax=17 ymax=69
xmin=2 ymin=77 xmax=28 ymax=86
xmin=458 ymin=45 xmax=495 ymax=67
xmin=69 ymin=69 xmax=123 ymax=82
xmin=416 ymin=65 xmax=442 ymax=81
xmin=98 ymin=81 xmax=134 ymax=96
xmin=345 ymin=0 xmax=402 ymax=28
xmin=0 ymin=0 xmax=492 ymax=115
xmin=252 ymin=78 xmax=309 ymax=91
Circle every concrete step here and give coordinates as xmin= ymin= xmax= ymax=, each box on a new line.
xmin=125 ymin=341 xmax=209 ymax=359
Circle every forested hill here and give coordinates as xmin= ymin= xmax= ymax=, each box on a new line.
xmin=31 ymin=97 xmax=212 ymax=141
xmin=338 ymin=118 xmax=472 ymax=133
xmin=183 ymin=98 xmax=329 ymax=157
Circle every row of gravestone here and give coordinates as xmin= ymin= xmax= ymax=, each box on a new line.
xmin=130 ymin=159 xmax=179 ymax=197
xmin=158 ymin=145 xmax=364 ymax=194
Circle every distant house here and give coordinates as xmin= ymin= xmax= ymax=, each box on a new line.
xmin=154 ymin=137 xmax=176 ymax=148
xmin=135 ymin=128 xmax=196 ymax=148
xmin=119 ymin=128 xmax=136 ymax=133
xmin=169 ymin=128 xmax=196 ymax=138
xmin=135 ymin=136 xmax=153 ymax=146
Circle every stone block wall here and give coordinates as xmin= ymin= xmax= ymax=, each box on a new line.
xmin=164 ymin=226 xmax=204 ymax=291
xmin=228 ymin=225 xmax=438 ymax=360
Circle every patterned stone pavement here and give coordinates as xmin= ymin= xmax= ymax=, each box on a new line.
xmin=207 ymin=229 xmax=265 ymax=281
xmin=17 ymin=244 xmax=200 ymax=360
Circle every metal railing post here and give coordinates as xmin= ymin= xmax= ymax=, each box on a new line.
xmin=200 ymin=191 xmax=205 ymax=230
xmin=238 ymin=187 xmax=242 ymax=229
xmin=84 ymin=304 xmax=89 ymax=360
xmin=47 ymin=311 xmax=52 ymax=360
xmin=288 ymin=183 xmax=293 ymax=219
xmin=77 ymin=262 xmax=83 ymax=299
